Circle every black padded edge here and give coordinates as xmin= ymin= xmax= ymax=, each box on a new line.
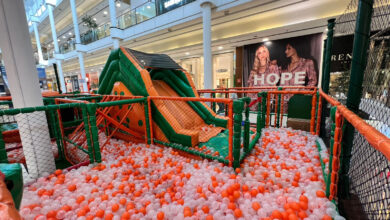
xmin=123 ymin=48 xmax=182 ymax=70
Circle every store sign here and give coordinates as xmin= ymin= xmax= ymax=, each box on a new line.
xmin=216 ymin=69 xmax=228 ymax=73
xmin=252 ymin=72 xmax=306 ymax=86
xmin=156 ymin=0 xmax=195 ymax=15
xmin=164 ymin=0 xmax=183 ymax=8
xmin=37 ymin=67 xmax=46 ymax=79
xmin=330 ymin=35 xmax=354 ymax=72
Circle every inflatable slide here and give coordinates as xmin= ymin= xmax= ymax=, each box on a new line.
xmin=98 ymin=47 xmax=228 ymax=147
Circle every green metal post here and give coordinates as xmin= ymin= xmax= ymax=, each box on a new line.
xmin=322 ymin=19 xmax=336 ymax=93
xmin=211 ymin=90 xmax=216 ymax=112
xmin=326 ymin=107 xmax=337 ymax=197
xmin=340 ymin=0 xmax=373 ymax=199
xmin=256 ymin=93 xmax=262 ymax=133
xmin=261 ymin=92 xmax=267 ymax=129
xmin=81 ymin=105 xmax=95 ymax=164
xmin=87 ymin=104 xmax=102 ymax=163
xmin=276 ymin=87 xmax=282 ymax=127
xmin=232 ymin=100 xmax=244 ymax=169
xmin=242 ymin=97 xmax=250 ymax=154
xmin=49 ymin=109 xmax=65 ymax=160
xmin=0 ymin=128 xmax=8 ymax=163
xmin=144 ymin=99 xmax=151 ymax=145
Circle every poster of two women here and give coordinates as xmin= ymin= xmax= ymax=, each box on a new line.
xmin=243 ymin=33 xmax=322 ymax=88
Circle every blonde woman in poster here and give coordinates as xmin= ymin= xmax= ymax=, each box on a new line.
xmin=247 ymin=45 xmax=280 ymax=87
xmin=247 ymin=45 xmax=280 ymax=110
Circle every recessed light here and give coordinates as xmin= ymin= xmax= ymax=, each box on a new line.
xmin=147 ymin=5 xmax=151 ymax=9
xmin=262 ymin=38 xmax=269 ymax=42
xmin=185 ymin=52 xmax=190 ymax=55
xmin=62 ymin=36 xmax=66 ymax=39
xmin=116 ymin=2 xmax=121 ymax=7
xmin=93 ymin=17 xmax=97 ymax=21
xmin=57 ymin=39 xmax=60 ymax=42
xmin=103 ymin=11 xmax=108 ymax=15
xmin=218 ymin=46 xmax=223 ymax=50
xmin=68 ymin=32 xmax=72 ymax=35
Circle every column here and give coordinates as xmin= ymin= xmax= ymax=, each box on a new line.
xmin=201 ymin=2 xmax=213 ymax=90
xmin=47 ymin=1 xmax=67 ymax=93
xmin=321 ymin=19 xmax=336 ymax=94
xmin=70 ymin=0 xmax=88 ymax=92
xmin=0 ymin=0 xmax=56 ymax=178
xmin=32 ymin=19 xmax=44 ymax=63
xmin=108 ymin=0 xmax=120 ymax=49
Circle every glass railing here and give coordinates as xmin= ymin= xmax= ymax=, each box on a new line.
xmin=59 ymin=39 xmax=76 ymax=54
xmin=43 ymin=50 xmax=54 ymax=60
xmin=80 ymin=22 xmax=111 ymax=45
xmin=117 ymin=1 xmax=156 ymax=29
xmin=56 ymin=22 xmax=111 ymax=54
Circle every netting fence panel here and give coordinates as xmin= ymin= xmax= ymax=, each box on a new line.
xmin=328 ymin=0 xmax=390 ymax=218
xmin=360 ymin=26 xmax=390 ymax=137
xmin=347 ymin=131 xmax=390 ymax=219
xmin=0 ymin=107 xmax=58 ymax=179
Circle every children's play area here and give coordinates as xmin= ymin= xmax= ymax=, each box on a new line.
xmin=0 ymin=0 xmax=389 ymax=219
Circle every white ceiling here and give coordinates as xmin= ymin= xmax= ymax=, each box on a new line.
xmin=46 ymin=0 xmax=351 ymax=75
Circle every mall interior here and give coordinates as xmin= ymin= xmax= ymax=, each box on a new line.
xmin=0 ymin=0 xmax=389 ymax=219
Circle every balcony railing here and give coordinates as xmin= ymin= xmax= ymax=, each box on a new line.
xmin=117 ymin=1 xmax=156 ymax=29
xmin=57 ymin=23 xmax=111 ymax=54
xmin=50 ymin=0 xmax=196 ymax=54
xmin=80 ymin=23 xmax=111 ymax=45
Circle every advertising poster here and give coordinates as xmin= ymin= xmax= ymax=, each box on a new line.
xmin=243 ymin=33 xmax=323 ymax=88
xmin=328 ymin=34 xmax=354 ymax=99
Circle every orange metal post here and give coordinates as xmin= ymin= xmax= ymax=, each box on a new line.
xmin=280 ymin=94 xmax=284 ymax=126
xmin=310 ymin=90 xmax=317 ymax=134
xmin=316 ymin=96 xmax=322 ymax=135
xmin=329 ymin=110 xmax=343 ymax=201
xmin=147 ymin=97 xmax=154 ymax=145
xmin=274 ymin=94 xmax=278 ymax=127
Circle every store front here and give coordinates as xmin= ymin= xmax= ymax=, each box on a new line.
xmin=179 ymin=57 xmax=203 ymax=89
xmin=178 ymin=52 xmax=235 ymax=90
xmin=213 ymin=52 xmax=234 ymax=89
xmin=86 ymin=71 xmax=100 ymax=91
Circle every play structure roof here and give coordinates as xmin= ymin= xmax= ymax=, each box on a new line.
xmin=124 ymin=48 xmax=182 ymax=70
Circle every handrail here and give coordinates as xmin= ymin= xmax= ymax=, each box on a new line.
xmin=319 ymin=89 xmax=390 ymax=160
xmin=198 ymin=86 xmax=317 ymax=93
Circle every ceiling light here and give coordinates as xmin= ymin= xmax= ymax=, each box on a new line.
xmin=62 ymin=36 xmax=66 ymax=39
xmin=116 ymin=2 xmax=121 ymax=7
xmin=218 ymin=46 xmax=223 ymax=50
xmin=103 ymin=11 xmax=108 ymax=15
xmin=185 ymin=52 xmax=190 ymax=55
xmin=68 ymin=32 xmax=72 ymax=35
xmin=93 ymin=17 xmax=97 ymax=21
xmin=57 ymin=39 xmax=60 ymax=42
xmin=147 ymin=5 xmax=151 ymax=9
xmin=262 ymin=38 xmax=269 ymax=42
xmin=91 ymin=69 xmax=94 ymax=71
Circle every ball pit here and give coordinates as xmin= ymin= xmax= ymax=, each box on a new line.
xmin=20 ymin=128 xmax=343 ymax=220
xmin=6 ymin=142 xmax=59 ymax=164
